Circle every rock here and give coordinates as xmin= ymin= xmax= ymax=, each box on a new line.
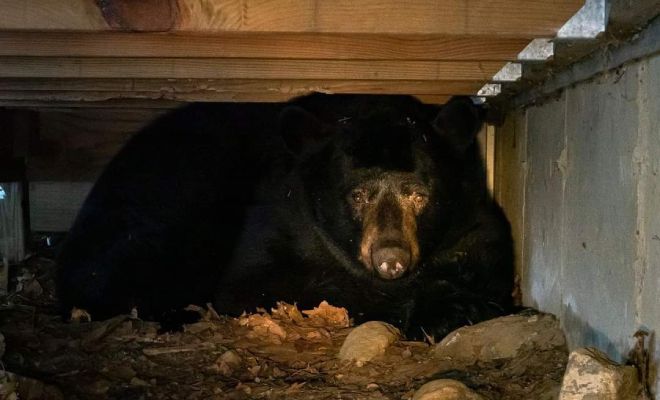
xmin=412 ymin=379 xmax=484 ymax=400
xmin=81 ymin=315 xmax=129 ymax=349
xmin=558 ymin=347 xmax=642 ymax=400
xmin=431 ymin=313 xmax=566 ymax=366
xmin=0 ymin=371 xmax=18 ymax=400
xmin=84 ymin=379 xmax=111 ymax=396
xmin=1 ymin=372 xmax=64 ymax=400
xmin=16 ymin=269 xmax=43 ymax=297
xmin=103 ymin=364 xmax=137 ymax=381
xmin=183 ymin=320 xmax=215 ymax=334
xmin=213 ymin=349 xmax=243 ymax=376
xmin=338 ymin=321 xmax=400 ymax=366
xmin=219 ymin=350 xmax=242 ymax=367
xmin=130 ymin=377 xmax=150 ymax=387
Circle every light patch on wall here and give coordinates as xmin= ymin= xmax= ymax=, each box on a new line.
xmin=0 ymin=185 xmax=6 ymax=200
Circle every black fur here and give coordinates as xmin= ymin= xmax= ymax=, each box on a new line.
xmin=56 ymin=94 xmax=513 ymax=340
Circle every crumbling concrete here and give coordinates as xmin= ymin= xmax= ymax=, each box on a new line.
xmin=559 ymin=347 xmax=642 ymax=400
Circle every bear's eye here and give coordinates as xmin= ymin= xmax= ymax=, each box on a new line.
xmin=411 ymin=192 xmax=428 ymax=208
xmin=350 ymin=189 xmax=367 ymax=204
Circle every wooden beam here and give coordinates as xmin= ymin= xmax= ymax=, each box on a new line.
xmin=0 ymin=79 xmax=483 ymax=95
xmin=0 ymin=91 xmax=458 ymax=105
xmin=0 ymin=95 xmax=455 ymax=110
xmin=0 ymin=0 xmax=585 ymax=37
xmin=0 ymin=32 xmax=530 ymax=61
xmin=414 ymin=95 xmax=451 ymax=105
xmin=0 ymin=78 xmax=478 ymax=105
xmin=0 ymin=90 xmax=297 ymax=103
xmin=0 ymin=57 xmax=503 ymax=81
xmin=486 ymin=124 xmax=496 ymax=196
xmin=0 ymin=99 xmax=185 ymax=110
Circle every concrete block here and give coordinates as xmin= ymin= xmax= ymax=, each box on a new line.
xmin=561 ymin=66 xmax=640 ymax=360
xmin=523 ymin=94 xmax=567 ymax=316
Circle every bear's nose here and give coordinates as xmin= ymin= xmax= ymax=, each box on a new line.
xmin=371 ymin=246 xmax=410 ymax=279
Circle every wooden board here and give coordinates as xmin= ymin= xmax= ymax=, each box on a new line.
xmin=0 ymin=1 xmax=585 ymax=108
xmin=0 ymin=32 xmax=530 ymax=61
xmin=494 ymin=109 xmax=527 ymax=305
xmin=0 ymin=78 xmax=482 ymax=95
xmin=0 ymin=0 xmax=585 ymax=36
xmin=0 ymin=57 xmax=504 ymax=81
xmin=0 ymin=95 xmax=452 ymax=109
xmin=0 ymin=90 xmax=297 ymax=103
xmin=0 ymin=99 xmax=185 ymax=110
xmin=0 ymin=79 xmax=481 ymax=105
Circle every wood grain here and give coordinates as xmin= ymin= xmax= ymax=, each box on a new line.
xmin=0 ymin=92 xmax=457 ymax=105
xmin=0 ymin=32 xmax=529 ymax=61
xmin=0 ymin=0 xmax=584 ymax=37
xmin=0 ymin=99 xmax=185 ymax=110
xmin=0 ymin=90 xmax=297 ymax=103
xmin=0 ymin=78 xmax=478 ymax=104
xmin=96 ymin=0 xmax=178 ymax=31
xmin=0 ymin=57 xmax=503 ymax=81
xmin=0 ymin=78 xmax=482 ymax=95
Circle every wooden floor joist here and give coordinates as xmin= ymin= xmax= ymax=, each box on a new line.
xmin=0 ymin=95 xmax=452 ymax=110
xmin=0 ymin=77 xmax=469 ymax=104
xmin=0 ymin=57 xmax=505 ymax=81
xmin=0 ymin=32 xmax=530 ymax=61
xmin=0 ymin=0 xmax=586 ymax=107
xmin=0 ymin=90 xmax=454 ymax=105
xmin=0 ymin=79 xmax=483 ymax=95
xmin=0 ymin=0 xmax=584 ymax=36
xmin=0 ymin=99 xmax=187 ymax=110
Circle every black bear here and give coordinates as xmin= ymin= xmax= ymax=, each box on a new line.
xmin=56 ymin=94 xmax=513 ymax=340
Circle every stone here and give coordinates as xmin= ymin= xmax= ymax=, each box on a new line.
xmin=130 ymin=377 xmax=150 ymax=387
xmin=2 ymin=372 xmax=65 ymax=400
xmin=412 ymin=379 xmax=484 ymax=400
xmin=431 ymin=312 xmax=566 ymax=365
xmin=219 ymin=350 xmax=242 ymax=367
xmin=103 ymin=364 xmax=136 ymax=381
xmin=338 ymin=321 xmax=400 ymax=366
xmin=558 ymin=347 xmax=642 ymax=400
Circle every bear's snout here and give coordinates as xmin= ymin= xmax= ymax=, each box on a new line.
xmin=356 ymin=183 xmax=422 ymax=279
xmin=371 ymin=244 xmax=410 ymax=279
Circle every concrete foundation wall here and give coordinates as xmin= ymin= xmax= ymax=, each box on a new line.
xmin=496 ymin=54 xmax=659 ymax=391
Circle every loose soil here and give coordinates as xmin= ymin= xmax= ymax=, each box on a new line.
xmin=0 ymin=257 xmax=568 ymax=399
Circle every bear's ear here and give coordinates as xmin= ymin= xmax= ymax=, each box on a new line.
xmin=279 ymin=106 xmax=330 ymax=156
xmin=432 ymin=97 xmax=484 ymax=154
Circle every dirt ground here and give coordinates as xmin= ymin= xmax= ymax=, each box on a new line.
xmin=0 ymin=257 xmax=569 ymax=400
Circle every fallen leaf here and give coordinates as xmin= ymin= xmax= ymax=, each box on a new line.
xmin=302 ymin=301 xmax=350 ymax=328
xmin=239 ymin=314 xmax=287 ymax=340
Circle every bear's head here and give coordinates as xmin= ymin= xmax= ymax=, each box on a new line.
xmin=280 ymin=95 xmax=484 ymax=280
